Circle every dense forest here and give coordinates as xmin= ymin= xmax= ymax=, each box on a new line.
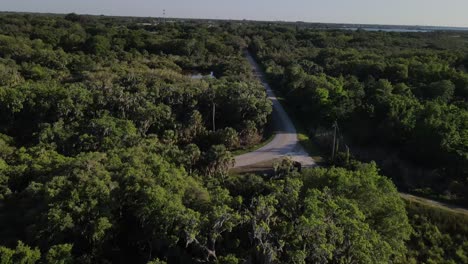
xmin=0 ymin=13 xmax=466 ymax=263
xmin=244 ymin=25 xmax=468 ymax=205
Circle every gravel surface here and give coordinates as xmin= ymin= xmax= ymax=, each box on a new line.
xmin=234 ymin=52 xmax=316 ymax=168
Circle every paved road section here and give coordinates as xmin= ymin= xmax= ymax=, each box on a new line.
xmin=234 ymin=52 xmax=315 ymax=168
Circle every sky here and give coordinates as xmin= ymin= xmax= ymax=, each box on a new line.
xmin=2 ymin=0 xmax=468 ymax=27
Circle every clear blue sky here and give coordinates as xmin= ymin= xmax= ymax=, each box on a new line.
xmin=3 ymin=0 xmax=468 ymax=27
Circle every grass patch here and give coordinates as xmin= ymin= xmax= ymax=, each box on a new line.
xmin=401 ymin=193 xmax=468 ymax=217
xmin=408 ymin=188 xmax=467 ymax=208
xmin=232 ymin=132 xmax=275 ymax=156
xmin=404 ymin=197 xmax=468 ymax=235
xmin=229 ymin=159 xmax=278 ymax=176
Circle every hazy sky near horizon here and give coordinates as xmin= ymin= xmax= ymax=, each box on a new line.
xmin=2 ymin=0 xmax=468 ymax=27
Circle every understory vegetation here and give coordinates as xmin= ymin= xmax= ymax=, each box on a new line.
xmin=404 ymin=201 xmax=468 ymax=264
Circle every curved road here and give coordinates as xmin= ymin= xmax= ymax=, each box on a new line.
xmin=232 ymin=53 xmax=468 ymax=216
xmin=233 ymin=52 xmax=468 ymax=217
xmin=234 ymin=52 xmax=315 ymax=168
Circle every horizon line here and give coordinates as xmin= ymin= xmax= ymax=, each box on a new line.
xmin=1 ymin=10 xmax=468 ymax=29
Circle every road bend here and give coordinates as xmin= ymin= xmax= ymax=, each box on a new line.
xmin=234 ymin=52 xmax=315 ymax=168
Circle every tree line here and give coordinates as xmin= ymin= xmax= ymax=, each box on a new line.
xmin=243 ymin=24 xmax=468 ymax=205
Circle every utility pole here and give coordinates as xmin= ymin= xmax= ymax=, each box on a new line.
xmin=163 ymin=9 xmax=166 ymax=24
xmin=212 ymin=102 xmax=216 ymax=132
xmin=336 ymin=137 xmax=340 ymax=157
xmin=345 ymin=145 xmax=350 ymax=165
xmin=331 ymin=120 xmax=337 ymax=161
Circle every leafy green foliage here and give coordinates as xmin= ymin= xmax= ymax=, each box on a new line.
xmin=403 ymin=201 xmax=468 ymax=264
xmin=45 ymin=244 xmax=74 ymax=264
xmin=0 ymin=13 xmax=272 ymax=263
xmin=0 ymin=241 xmax=40 ymax=264
xmin=221 ymin=160 xmax=410 ymax=264
xmin=247 ymin=25 xmax=468 ymax=204
xmin=0 ymin=13 xmax=457 ymax=263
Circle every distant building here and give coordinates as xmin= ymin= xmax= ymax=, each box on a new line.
xmin=190 ymin=71 xmax=215 ymax=80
